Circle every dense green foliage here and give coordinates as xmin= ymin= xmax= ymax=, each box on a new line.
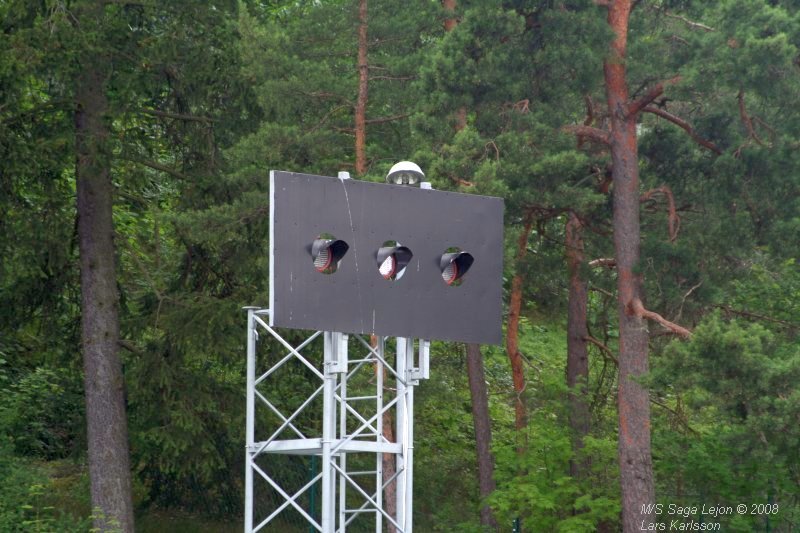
xmin=1 ymin=0 xmax=798 ymax=531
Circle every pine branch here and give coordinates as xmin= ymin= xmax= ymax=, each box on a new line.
xmin=627 ymin=75 xmax=681 ymax=118
xmin=589 ymin=258 xmax=616 ymax=269
xmin=562 ymin=124 xmax=610 ymax=146
xmin=650 ymin=397 xmax=699 ymax=435
xmin=737 ymin=90 xmax=766 ymax=146
xmin=714 ymin=304 xmax=799 ymax=329
xmin=631 ymin=298 xmax=692 ymax=338
xmin=123 ymin=157 xmax=190 ymax=180
xmin=642 ymin=106 xmax=723 ymax=155
xmin=584 ymin=335 xmax=618 ymax=365
xmin=364 ymin=113 xmax=411 ymax=125
xmin=640 ymin=185 xmax=680 ymax=242
xmin=663 ymin=12 xmax=715 ymax=32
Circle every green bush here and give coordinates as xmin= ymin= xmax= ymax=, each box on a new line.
xmin=0 ymin=437 xmax=89 ymax=532
xmin=0 ymin=362 xmax=84 ymax=459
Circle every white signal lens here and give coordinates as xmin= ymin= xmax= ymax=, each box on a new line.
xmin=442 ymin=261 xmax=458 ymax=285
xmin=314 ymin=247 xmax=332 ymax=272
xmin=379 ymin=255 xmax=396 ymax=279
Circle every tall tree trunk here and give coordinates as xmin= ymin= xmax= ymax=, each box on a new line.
xmin=506 ymin=214 xmax=533 ymax=433
xmin=75 ymin=7 xmax=135 ymax=531
xmin=603 ymin=1 xmax=655 ymax=530
xmin=565 ymin=212 xmax=590 ymax=479
xmin=466 ymin=343 xmax=498 ymax=529
xmin=442 ymin=0 xmax=467 ymax=131
xmin=443 ymin=5 xmax=495 ymax=527
xmin=443 ymin=0 xmax=458 ymax=32
xmin=354 ymin=0 xmax=368 ymax=175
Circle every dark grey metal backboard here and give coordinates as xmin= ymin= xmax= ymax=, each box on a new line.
xmin=269 ymin=171 xmax=504 ymax=345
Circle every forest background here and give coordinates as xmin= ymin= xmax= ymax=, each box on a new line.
xmin=1 ymin=0 xmax=799 ymax=531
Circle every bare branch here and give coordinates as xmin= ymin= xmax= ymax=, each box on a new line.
xmin=627 ymin=75 xmax=681 ymax=118
xmin=123 ymin=157 xmax=189 ymax=180
xmin=714 ymin=304 xmax=799 ymax=330
xmin=562 ymin=124 xmax=611 ymax=146
xmin=642 ymin=106 xmax=723 ymax=155
xmin=675 ymin=280 xmax=703 ymax=322
xmin=368 ymin=75 xmax=417 ymax=82
xmin=631 ymin=298 xmax=692 ymax=338
xmin=650 ymin=397 xmax=699 ymax=435
xmin=139 ymin=108 xmax=216 ymax=123
xmin=641 ymin=185 xmax=680 ymax=242
xmin=364 ymin=113 xmax=411 ymax=125
xmin=446 ymin=174 xmax=475 ymax=187
xmin=584 ymin=335 xmax=618 ymax=365
xmin=306 ymin=104 xmax=350 ymax=134
xmin=737 ymin=90 xmax=766 ymax=146
xmin=663 ymin=12 xmax=715 ymax=32
xmin=589 ymin=286 xmax=615 ymax=298
xmin=589 ymin=257 xmax=616 ymax=269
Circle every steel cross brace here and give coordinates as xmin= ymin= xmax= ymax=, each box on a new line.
xmin=244 ymin=308 xmax=428 ymax=533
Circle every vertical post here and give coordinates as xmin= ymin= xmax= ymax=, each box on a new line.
xmin=244 ymin=307 xmax=258 ymax=533
xmin=375 ymin=336 xmax=384 ymax=533
xmin=402 ymin=339 xmax=415 ymax=533
xmin=395 ymin=338 xmax=408 ymax=530
xmin=404 ymin=379 xmax=414 ymax=533
xmin=322 ymin=332 xmax=336 ymax=533
xmin=338 ymin=334 xmax=348 ymax=532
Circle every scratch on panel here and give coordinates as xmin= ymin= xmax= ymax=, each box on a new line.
xmin=339 ymin=177 xmax=366 ymax=331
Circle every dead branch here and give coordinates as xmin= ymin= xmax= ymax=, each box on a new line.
xmin=118 ymin=339 xmax=145 ymax=355
xmin=123 ymin=157 xmax=189 ymax=180
xmin=446 ymin=174 xmax=475 ymax=187
xmin=584 ymin=335 xmax=618 ymax=365
xmin=630 ymin=298 xmax=692 ymax=338
xmin=485 ymin=141 xmax=500 ymax=161
xmin=714 ymin=304 xmax=799 ymax=329
xmin=513 ymin=99 xmax=530 ymax=113
xmin=675 ymin=280 xmax=703 ymax=322
xmin=640 ymin=185 xmax=680 ymax=242
xmin=139 ymin=108 xmax=217 ymax=123
xmin=737 ymin=90 xmax=765 ymax=146
xmin=590 ymin=286 xmax=615 ymax=298
xmin=663 ymin=12 xmax=715 ymax=32
xmin=368 ymin=75 xmax=417 ymax=82
xmin=364 ymin=113 xmax=411 ymax=125
xmin=306 ymin=104 xmax=350 ymax=134
xmin=304 ymin=91 xmax=354 ymax=106
xmin=589 ymin=258 xmax=616 ymax=269
xmin=577 ymin=95 xmax=596 ymax=149
xmin=627 ymin=75 xmax=682 ymax=118
xmin=650 ymin=397 xmax=699 ymax=435
xmin=562 ymin=124 xmax=611 ymax=146
xmin=642 ymin=106 xmax=723 ymax=155
xmin=584 ymin=95 xmax=595 ymax=127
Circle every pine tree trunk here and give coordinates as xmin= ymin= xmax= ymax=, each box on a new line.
xmin=443 ymin=0 xmax=458 ymax=32
xmin=75 ymin=19 xmax=135 ymax=532
xmin=603 ymin=1 xmax=655 ymax=530
xmin=466 ymin=343 xmax=498 ymax=529
xmin=506 ymin=214 xmax=533 ymax=433
xmin=354 ymin=0 xmax=368 ymax=175
xmin=565 ymin=212 xmax=590 ymax=479
xmin=442 ymin=0 xmax=467 ymax=131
